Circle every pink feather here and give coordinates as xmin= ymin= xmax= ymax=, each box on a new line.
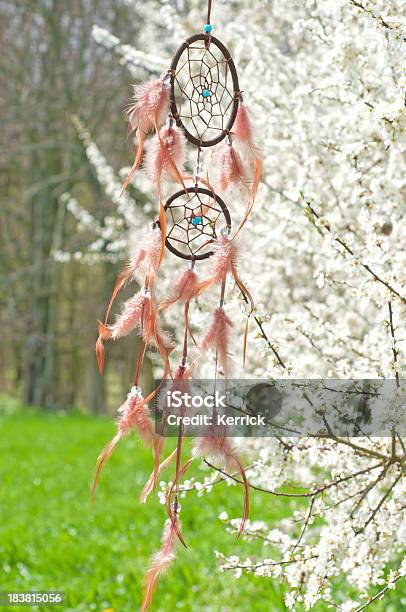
xmin=233 ymin=102 xmax=253 ymax=145
xmin=140 ymin=447 xmax=177 ymax=504
xmin=99 ymin=225 xmax=162 ymax=328
xmin=126 ymin=77 xmax=170 ymax=136
xmin=157 ymin=270 xmax=200 ymax=346
xmin=137 ymin=226 xmax=163 ymax=283
xmin=95 ymin=227 xmax=164 ymax=374
xmin=193 ymin=433 xmax=249 ymax=537
xmin=121 ymin=77 xmax=170 ymax=194
xmin=200 ymin=307 xmax=233 ymax=376
xmin=154 ymin=322 xmax=175 ymax=354
xmin=232 ymin=102 xmax=262 ymax=231
xmin=110 ymin=290 xmax=149 ymax=340
xmin=95 ymin=322 xmax=112 ymax=374
xmin=141 ymin=518 xmax=179 ymax=612
xmin=217 ymin=141 xmax=246 ymax=191
xmin=197 ymin=233 xmax=254 ymax=313
xmin=140 ymin=296 xmax=174 ymax=357
xmin=193 ymin=434 xmax=237 ymax=472
xmin=171 ymin=363 xmax=192 ymax=399
xmin=158 ymin=269 xmax=199 ymax=311
xmin=193 ymin=233 xmax=238 ymax=297
xmin=160 ymin=363 xmax=193 ymax=429
xmin=95 ymin=291 xmax=148 ymax=374
xmin=91 ymin=387 xmax=155 ymax=503
xmin=146 ymin=124 xmax=186 ymax=192
xmin=210 ymin=233 xmax=238 ymax=285
xmin=116 ymin=386 xmax=155 ymax=445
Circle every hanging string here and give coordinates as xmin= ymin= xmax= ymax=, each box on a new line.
xmin=133 ymin=280 xmax=150 ymax=386
xmin=181 ymin=313 xmax=189 ymax=367
xmin=134 ymin=350 xmax=144 ymax=387
xmin=194 ymin=146 xmax=202 ymax=190
xmin=213 ymin=276 xmax=226 ymax=391
xmin=207 ymin=0 xmax=213 ymax=25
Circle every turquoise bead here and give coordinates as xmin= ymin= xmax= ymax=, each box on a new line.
xmin=204 ymin=24 xmax=213 ymax=33
xmin=202 ymin=89 xmax=211 ymax=98
xmin=191 ymin=216 xmax=202 ymax=226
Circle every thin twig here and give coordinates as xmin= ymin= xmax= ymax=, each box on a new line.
xmin=305 ymin=201 xmax=406 ymax=304
xmin=357 ymin=471 xmax=403 ymax=533
xmin=349 ymin=0 xmax=392 ymax=30
xmin=204 ymin=459 xmax=382 ymax=499
xmin=388 ymin=301 xmax=400 ymax=388
xmin=355 ymin=572 xmax=404 ymax=611
xmin=238 ymin=287 xmax=287 ymax=369
xmin=292 ymin=496 xmax=315 ymax=553
xmin=221 ymin=555 xmax=318 ymax=572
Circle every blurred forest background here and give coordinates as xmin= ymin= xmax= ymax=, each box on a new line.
xmin=0 ymin=0 xmax=145 ymax=413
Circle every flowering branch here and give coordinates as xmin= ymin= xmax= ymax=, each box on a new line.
xmin=303 ymin=198 xmax=406 ymax=305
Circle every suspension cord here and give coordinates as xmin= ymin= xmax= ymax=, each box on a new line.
xmin=207 ymin=0 xmax=212 ymax=25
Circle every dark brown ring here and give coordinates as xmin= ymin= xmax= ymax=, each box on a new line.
xmin=170 ymin=33 xmax=240 ymax=148
xmin=160 ymin=187 xmax=232 ymax=261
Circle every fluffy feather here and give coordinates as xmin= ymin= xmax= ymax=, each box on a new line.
xmin=193 ymin=233 xmax=254 ymax=365
xmin=162 ymin=364 xmax=193 ymax=423
xmin=158 ymin=269 xmax=199 ymax=311
xmin=199 ymin=234 xmax=255 ymax=314
xmin=91 ymin=386 xmax=154 ymax=503
xmin=140 ymin=447 xmax=177 ymax=504
xmin=127 ymin=78 xmax=170 ymax=135
xmin=95 ymin=291 xmax=149 ymax=374
xmin=210 ymin=233 xmax=237 ymax=284
xmin=194 ymin=233 xmax=237 ymax=298
xmin=163 ymin=365 xmax=193 ymax=547
xmin=217 ymin=141 xmax=246 ymax=192
xmin=111 ymin=290 xmax=149 ymax=340
xmin=232 ymin=154 xmax=262 ymax=238
xmin=140 ymin=297 xmax=174 ymax=363
xmin=95 ymin=322 xmax=112 ymax=374
xmin=200 ymin=307 xmax=233 ymax=377
xmin=231 ymin=101 xmax=262 ymax=236
xmin=138 ymin=226 xmax=164 ymax=278
xmin=157 ymin=269 xmax=200 ymax=346
xmin=146 ymin=124 xmax=186 ymax=193
xmin=193 ymin=434 xmax=249 ymax=537
xmin=151 ymin=320 xmax=174 ymax=353
xmin=233 ymin=101 xmax=253 ymax=145
xmin=134 ymin=225 xmax=164 ymax=285
xmin=104 ymin=247 xmax=146 ymax=323
xmin=141 ymin=518 xmax=179 ymax=612
xmin=98 ymin=225 xmax=163 ymax=356
xmin=133 ymin=305 xmax=174 ymax=498
xmin=121 ymin=77 xmax=170 ymax=194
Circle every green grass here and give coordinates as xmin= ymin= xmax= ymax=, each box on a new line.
xmin=0 ymin=408 xmax=288 ymax=611
xmin=0 ymin=407 xmax=404 ymax=611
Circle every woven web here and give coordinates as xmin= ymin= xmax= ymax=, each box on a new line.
xmin=166 ymin=190 xmax=227 ymax=259
xmin=173 ymin=39 xmax=235 ymax=143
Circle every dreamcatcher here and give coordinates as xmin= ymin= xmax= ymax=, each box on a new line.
xmin=93 ymin=2 xmax=261 ymax=609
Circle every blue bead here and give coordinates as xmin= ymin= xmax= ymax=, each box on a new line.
xmin=204 ymin=24 xmax=213 ymax=33
xmin=202 ymin=89 xmax=211 ymax=98
xmin=191 ymin=216 xmax=202 ymax=226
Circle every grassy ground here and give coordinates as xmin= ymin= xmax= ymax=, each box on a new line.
xmin=0 ymin=406 xmax=404 ymax=611
xmin=0 ymin=408 xmax=288 ymax=611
